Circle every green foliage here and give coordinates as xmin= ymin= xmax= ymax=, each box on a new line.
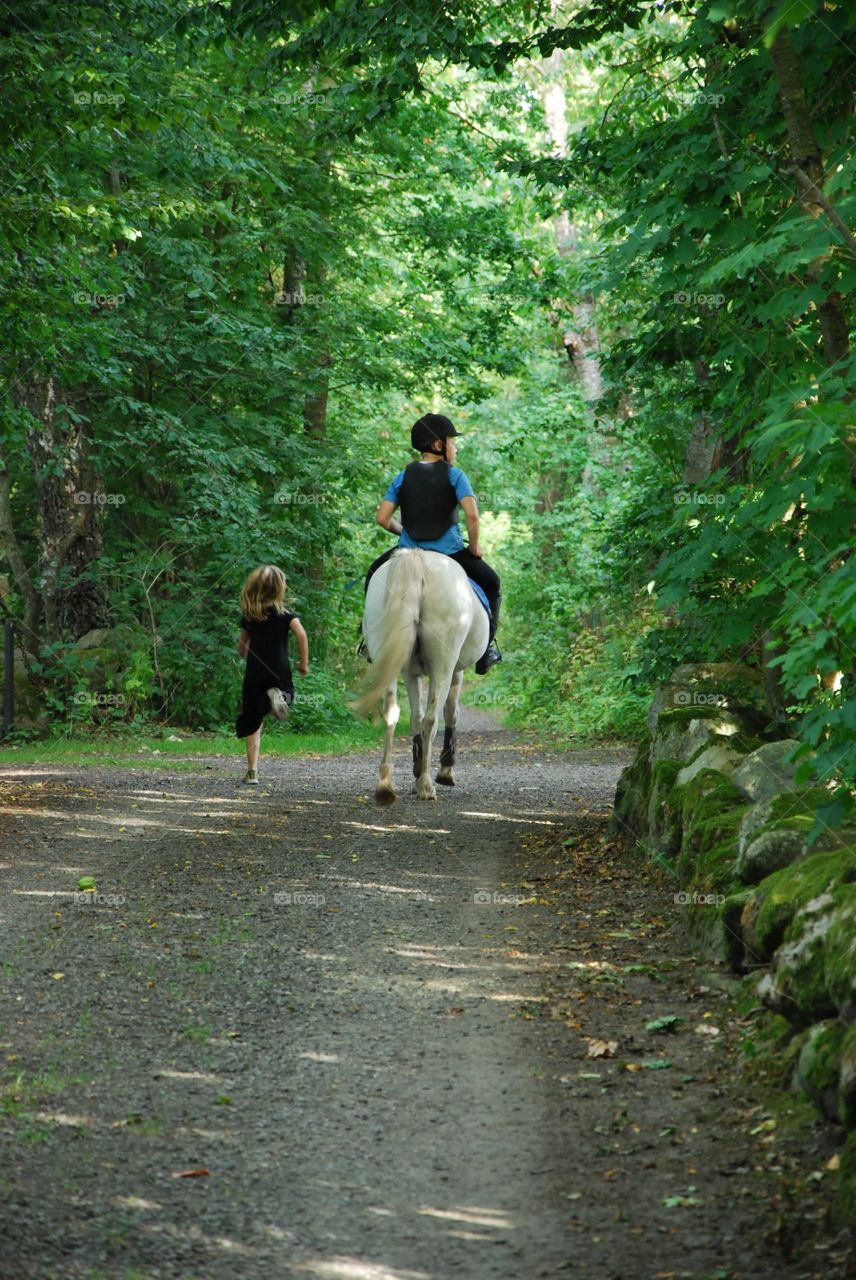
xmin=1 ymin=0 xmax=854 ymax=802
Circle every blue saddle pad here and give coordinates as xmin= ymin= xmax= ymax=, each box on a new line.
xmin=468 ymin=578 xmax=490 ymax=617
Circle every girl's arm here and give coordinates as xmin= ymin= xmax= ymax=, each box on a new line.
xmin=460 ymin=495 xmax=482 ymax=557
xmin=237 ymin=628 xmax=250 ymax=657
xmin=376 ymin=498 xmax=402 ymax=536
xmin=290 ymin=617 xmax=309 ymax=675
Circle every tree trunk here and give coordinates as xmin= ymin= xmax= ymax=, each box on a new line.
xmin=0 ymin=443 xmax=40 ymax=659
xmin=768 ymin=26 xmax=851 ymax=377
xmin=14 ymin=374 xmax=109 ymax=642
xmin=542 ymin=50 xmax=609 ymax=494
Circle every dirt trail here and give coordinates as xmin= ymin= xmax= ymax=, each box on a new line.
xmin=0 ymin=717 xmax=849 ymax=1280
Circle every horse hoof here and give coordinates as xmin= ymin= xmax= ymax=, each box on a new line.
xmin=435 ymin=772 xmax=455 ymax=786
xmin=375 ymin=785 xmax=396 ymax=807
xmin=416 ymin=786 xmax=437 ymax=801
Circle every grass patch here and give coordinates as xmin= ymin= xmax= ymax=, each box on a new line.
xmin=0 ymin=721 xmax=386 ymax=768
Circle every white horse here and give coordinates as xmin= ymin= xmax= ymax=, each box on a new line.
xmin=351 ymin=548 xmax=489 ymax=804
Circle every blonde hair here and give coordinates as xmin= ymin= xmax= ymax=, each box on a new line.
xmin=240 ymin=564 xmax=287 ymax=621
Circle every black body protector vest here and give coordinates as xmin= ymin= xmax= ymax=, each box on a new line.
xmin=398 ymin=460 xmax=459 ymax=542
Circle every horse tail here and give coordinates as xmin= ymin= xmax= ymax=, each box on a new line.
xmin=351 ymin=550 xmax=425 ymax=719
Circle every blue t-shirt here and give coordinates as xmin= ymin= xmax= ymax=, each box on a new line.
xmin=383 ymin=463 xmax=476 ymax=554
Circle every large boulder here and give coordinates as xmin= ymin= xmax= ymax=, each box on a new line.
xmin=676 ymin=742 xmax=745 ymax=786
xmin=72 ymin=622 xmax=149 ymax=695
xmin=6 ymin=648 xmax=50 ymax=736
xmin=646 ymin=758 xmax=683 ymax=857
xmin=795 ymin=1020 xmax=846 ymax=1124
xmin=756 ymin=890 xmax=840 ymax=1026
xmin=651 ymin=708 xmax=763 ymax=767
xmin=732 ymin=739 xmax=801 ymax=803
xmin=826 ymin=900 xmax=856 ymax=1021
xmin=741 ymin=847 xmax=856 ymax=965
xmin=609 ymin=738 xmax=651 ymax=847
xmin=737 ymin=827 xmax=808 ymax=883
xmin=839 ymin=1023 xmax=856 ymax=1130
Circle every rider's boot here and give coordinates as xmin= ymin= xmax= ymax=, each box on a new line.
xmin=475 ymin=596 xmax=502 ymax=676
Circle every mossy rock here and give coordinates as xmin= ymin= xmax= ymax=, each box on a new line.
xmin=742 ymin=848 xmax=856 ymax=965
xmin=737 ymin=826 xmax=809 ymax=884
xmin=756 ymin=883 xmax=856 ymax=1028
xmin=731 ymin=739 xmax=802 ymax=803
xmin=10 ymin=656 xmax=50 ymax=734
xmin=71 ymin=622 xmax=149 ymax=694
xmin=652 ymin=710 xmax=765 ymax=768
xmin=676 ymin=742 xmax=746 ymax=787
xmin=684 ymin=839 xmax=746 ymax=904
xmin=838 ymin=1021 xmax=856 ymax=1132
xmin=684 ymin=731 xmax=766 ymax=766
xmin=673 ymin=767 xmax=748 ymax=833
xmin=836 ymin=1129 xmax=856 ymax=1227
xmin=686 ymin=884 xmax=753 ymax=969
xmin=825 ymin=898 xmax=856 ymax=1020
xmin=672 ymin=769 xmax=751 ymax=887
xmin=646 ymin=758 xmax=683 ymax=856
xmin=736 ymin=788 xmax=853 ymax=884
xmin=795 ymin=1019 xmax=846 ymax=1123
xmin=610 ymin=739 xmax=651 ymax=846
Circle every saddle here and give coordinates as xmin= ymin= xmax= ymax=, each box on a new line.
xmin=467 ymin=578 xmax=491 ymax=618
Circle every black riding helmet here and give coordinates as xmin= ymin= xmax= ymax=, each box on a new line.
xmin=410 ymin=413 xmax=459 ymax=458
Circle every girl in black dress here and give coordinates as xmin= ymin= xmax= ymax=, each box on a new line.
xmin=236 ymin=565 xmax=309 ymax=784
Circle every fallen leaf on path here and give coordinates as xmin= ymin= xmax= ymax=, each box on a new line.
xmin=585 ymin=1038 xmax=618 ymax=1058
xmin=171 ymin=1168 xmax=211 ymax=1178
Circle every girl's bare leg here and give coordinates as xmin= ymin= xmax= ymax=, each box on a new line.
xmin=246 ymin=728 xmax=261 ymax=772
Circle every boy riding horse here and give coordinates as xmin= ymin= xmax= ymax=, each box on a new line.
xmin=364 ymin=413 xmax=502 ymax=675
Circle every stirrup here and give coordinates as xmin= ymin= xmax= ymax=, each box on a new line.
xmin=475 ymin=641 xmax=502 ymax=676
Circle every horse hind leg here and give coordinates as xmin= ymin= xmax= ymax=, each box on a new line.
xmin=376 ymin=685 xmax=399 ymax=806
xmin=404 ymin=670 xmax=425 ymax=787
xmin=436 ymin=669 xmax=462 ymax=787
xmin=415 ymin=668 xmax=455 ymax=801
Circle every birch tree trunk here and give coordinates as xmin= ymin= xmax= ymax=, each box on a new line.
xmin=542 ymin=50 xmax=609 ymax=494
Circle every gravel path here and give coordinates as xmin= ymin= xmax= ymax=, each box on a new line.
xmin=0 ymin=716 xmax=850 ymax=1280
